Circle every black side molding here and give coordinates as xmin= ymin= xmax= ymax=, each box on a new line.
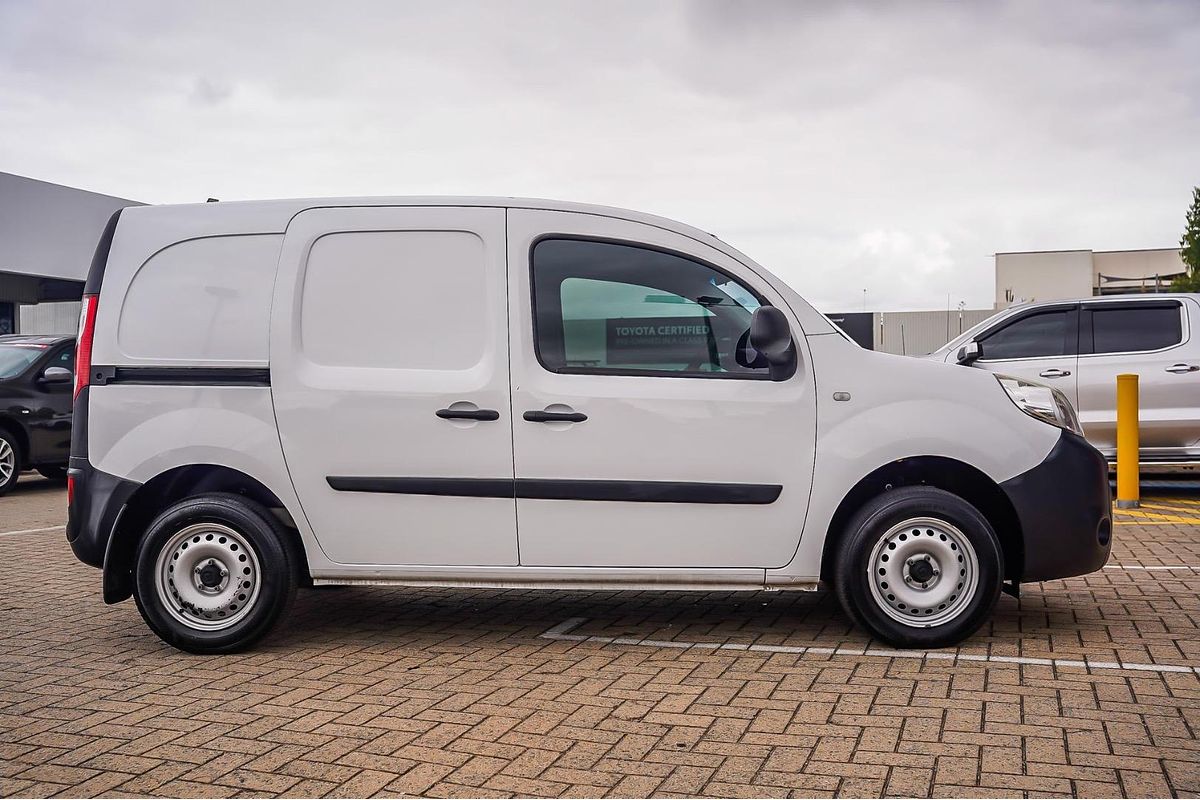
xmin=327 ymin=477 xmax=514 ymax=498
xmin=326 ymin=476 xmax=782 ymax=504
xmin=91 ymin=366 xmax=271 ymax=387
xmin=518 ymin=478 xmax=780 ymax=504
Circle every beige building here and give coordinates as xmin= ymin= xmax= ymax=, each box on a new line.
xmin=995 ymin=247 xmax=1186 ymax=309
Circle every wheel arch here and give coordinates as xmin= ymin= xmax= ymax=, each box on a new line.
xmin=103 ymin=464 xmax=311 ymax=603
xmin=819 ymin=456 xmax=1023 ymax=584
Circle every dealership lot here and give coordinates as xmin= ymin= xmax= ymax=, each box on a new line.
xmin=1 ymin=477 xmax=1198 ymax=798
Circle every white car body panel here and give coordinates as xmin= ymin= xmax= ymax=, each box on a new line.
xmin=84 ymin=197 xmax=1069 ymax=589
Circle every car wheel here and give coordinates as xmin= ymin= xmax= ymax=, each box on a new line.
xmin=133 ymin=493 xmax=299 ymax=654
xmin=36 ymin=466 xmax=69 ymax=482
xmin=0 ymin=430 xmax=20 ymax=496
xmin=833 ymin=486 xmax=1002 ymax=648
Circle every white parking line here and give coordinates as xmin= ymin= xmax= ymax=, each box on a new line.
xmin=0 ymin=525 xmax=65 ymax=538
xmin=1105 ymin=564 xmax=1200 ymax=571
xmin=540 ymin=617 xmax=1200 ymax=675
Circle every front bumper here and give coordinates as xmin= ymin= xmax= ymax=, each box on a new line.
xmin=1000 ymin=429 xmax=1112 ymax=583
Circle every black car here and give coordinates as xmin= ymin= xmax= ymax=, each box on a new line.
xmin=0 ymin=334 xmax=76 ymax=495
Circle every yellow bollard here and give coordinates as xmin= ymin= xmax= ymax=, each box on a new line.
xmin=1115 ymin=373 xmax=1139 ymax=509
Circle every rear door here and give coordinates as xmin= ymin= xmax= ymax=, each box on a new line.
xmin=1075 ymin=299 xmax=1200 ymax=456
xmin=970 ymin=304 xmax=1079 ymax=408
xmin=270 ymin=206 xmax=517 ymax=566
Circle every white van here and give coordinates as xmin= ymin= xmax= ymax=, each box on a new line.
xmin=66 ymin=198 xmax=1112 ymax=654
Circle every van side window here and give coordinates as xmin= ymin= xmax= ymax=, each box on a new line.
xmin=531 ymin=238 xmax=769 ymax=378
xmin=980 ymin=309 xmax=1072 ymax=360
xmin=1090 ymin=304 xmax=1182 ymax=354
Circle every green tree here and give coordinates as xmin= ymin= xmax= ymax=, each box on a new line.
xmin=1170 ymin=185 xmax=1200 ymax=292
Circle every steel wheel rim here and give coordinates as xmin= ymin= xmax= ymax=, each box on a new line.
xmin=867 ymin=516 xmax=979 ymax=628
xmin=0 ymin=439 xmax=14 ymax=483
xmin=154 ymin=522 xmax=262 ymax=631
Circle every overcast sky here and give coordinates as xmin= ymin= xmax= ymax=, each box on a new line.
xmin=2 ymin=0 xmax=1197 ymax=311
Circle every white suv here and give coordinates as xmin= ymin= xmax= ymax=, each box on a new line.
xmin=66 ymin=198 xmax=1112 ymax=653
xmin=929 ymin=295 xmax=1200 ymax=468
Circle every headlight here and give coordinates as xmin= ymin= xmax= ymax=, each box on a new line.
xmin=995 ymin=374 xmax=1082 ymax=435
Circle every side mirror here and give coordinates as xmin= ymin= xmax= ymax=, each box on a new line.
xmin=956 ymin=340 xmax=982 ymax=365
xmin=40 ymin=366 xmax=72 ymax=384
xmin=749 ymin=306 xmax=797 ymax=381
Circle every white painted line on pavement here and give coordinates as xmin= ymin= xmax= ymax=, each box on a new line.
xmin=0 ymin=525 xmax=65 ymax=538
xmin=1105 ymin=564 xmax=1200 ymax=571
xmin=540 ymin=617 xmax=1200 ymax=675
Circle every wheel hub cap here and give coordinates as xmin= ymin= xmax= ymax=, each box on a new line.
xmin=867 ymin=516 xmax=979 ymax=628
xmin=154 ymin=522 xmax=261 ymax=631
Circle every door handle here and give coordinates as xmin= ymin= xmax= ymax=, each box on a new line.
xmin=436 ymin=408 xmax=500 ymax=421
xmin=1038 ymin=369 xmax=1071 ymax=378
xmin=1165 ymin=364 xmax=1200 ymax=374
xmin=523 ymin=410 xmax=588 ymax=423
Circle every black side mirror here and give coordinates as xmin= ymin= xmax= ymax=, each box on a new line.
xmin=749 ymin=306 xmax=797 ymax=381
xmin=40 ymin=366 xmax=72 ymax=384
xmin=956 ymin=340 xmax=982 ymax=365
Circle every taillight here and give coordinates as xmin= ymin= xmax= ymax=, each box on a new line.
xmin=74 ymin=294 xmax=99 ymax=401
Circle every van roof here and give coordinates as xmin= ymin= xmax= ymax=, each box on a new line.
xmin=109 ymin=197 xmax=836 ymax=336
xmin=121 ymin=196 xmax=725 ymax=242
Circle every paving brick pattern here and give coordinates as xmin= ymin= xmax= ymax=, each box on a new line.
xmin=1 ymin=479 xmax=1198 ymax=798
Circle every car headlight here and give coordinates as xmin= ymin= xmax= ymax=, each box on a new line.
xmin=995 ymin=374 xmax=1082 ymax=435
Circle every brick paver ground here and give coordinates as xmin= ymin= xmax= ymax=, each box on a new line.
xmin=1 ymin=475 xmax=1198 ymax=798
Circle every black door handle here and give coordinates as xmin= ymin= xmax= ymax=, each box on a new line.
xmin=436 ymin=408 xmax=500 ymax=421
xmin=523 ymin=410 xmax=587 ymax=423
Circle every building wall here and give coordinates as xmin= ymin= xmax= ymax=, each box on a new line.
xmin=874 ymin=309 xmax=995 ymax=356
xmin=1093 ymin=248 xmax=1185 ymax=292
xmin=19 ymin=301 xmax=81 ymax=335
xmin=995 ymin=250 xmax=1094 ymax=308
xmin=995 ymin=248 xmax=1185 ymax=308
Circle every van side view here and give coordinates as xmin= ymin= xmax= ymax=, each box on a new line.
xmin=66 ymin=198 xmax=1112 ymax=653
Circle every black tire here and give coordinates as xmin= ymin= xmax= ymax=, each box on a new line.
xmin=36 ymin=465 xmax=69 ymax=482
xmin=0 ymin=429 xmax=20 ymax=496
xmin=133 ymin=493 xmax=299 ymax=654
xmin=832 ymin=486 xmax=1003 ymax=648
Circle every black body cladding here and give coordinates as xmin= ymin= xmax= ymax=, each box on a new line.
xmin=327 ymin=476 xmax=783 ymax=504
xmin=999 ymin=430 xmax=1112 ymax=582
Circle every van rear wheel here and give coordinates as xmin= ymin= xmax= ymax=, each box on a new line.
xmin=833 ymin=486 xmax=1002 ymax=648
xmin=133 ymin=493 xmax=298 ymax=653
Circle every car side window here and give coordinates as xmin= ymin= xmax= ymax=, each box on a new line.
xmin=54 ymin=345 xmax=75 ymax=372
xmin=531 ymin=238 xmax=769 ymax=377
xmin=1089 ymin=305 xmax=1182 ymax=354
xmin=980 ymin=309 xmax=1072 ymax=360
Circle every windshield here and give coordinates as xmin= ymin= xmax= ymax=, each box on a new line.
xmin=0 ymin=344 xmax=47 ymax=379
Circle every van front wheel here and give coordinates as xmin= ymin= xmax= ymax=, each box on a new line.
xmin=133 ymin=493 xmax=298 ymax=654
xmin=833 ymin=486 xmax=1002 ymax=648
